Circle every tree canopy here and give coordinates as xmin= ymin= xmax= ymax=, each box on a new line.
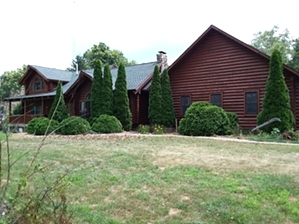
xmin=0 ymin=65 xmax=26 ymax=100
xmin=251 ymin=25 xmax=299 ymax=71
xmin=68 ymin=42 xmax=136 ymax=71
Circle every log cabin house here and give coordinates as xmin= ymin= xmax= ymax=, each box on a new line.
xmin=5 ymin=25 xmax=299 ymax=131
xmin=168 ymin=25 xmax=299 ymax=130
xmin=5 ymin=52 xmax=168 ymax=130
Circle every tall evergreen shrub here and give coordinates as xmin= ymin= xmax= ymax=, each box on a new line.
xmin=113 ymin=63 xmax=132 ymax=131
xmin=257 ymin=49 xmax=295 ymax=133
xmin=160 ymin=68 xmax=175 ymax=127
xmin=101 ymin=64 xmax=113 ymax=115
xmin=48 ymin=81 xmax=69 ymax=122
xmin=90 ymin=60 xmax=103 ymax=121
xmin=148 ymin=65 xmax=163 ymax=125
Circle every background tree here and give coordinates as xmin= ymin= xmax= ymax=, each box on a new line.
xmin=0 ymin=65 xmax=26 ymax=100
xmin=288 ymin=38 xmax=299 ymax=72
xmin=48 ymin=81 xmax=69 ymax=122
xmin=113 ymin=63 xmax=132 ymax=131
xmin=148 ymin=65 xmax=163 ymax=125
xmin=251 ymin=26 xmax=293 ymax=65
xmin=83 ymin=42 xmax=136 ymax=68
xmin=160 ymin=68 xmax=175 ymax=127
xmin=257 ymin=49 xmax=295 ymax=133
xmin=67 ymin=55 xmax=89 ymax=71
xmin=101 ymin=64 xmax=113 ymax=115
xmin=90 ymin=60 xmax=103 ymax=121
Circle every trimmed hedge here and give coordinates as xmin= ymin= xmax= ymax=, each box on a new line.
xmin=92 ymin=114 xmax=122 ymax=133
xmin=59 ymin=116 xmax=91 ymax=135
xmin=178 ymin=102 xmax=232 ymax=136
xmin=28 ymin=117 xmax=59 ymax=135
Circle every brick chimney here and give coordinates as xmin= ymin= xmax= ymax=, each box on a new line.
xmin=156 ymin=51 xmax=168 ymax=72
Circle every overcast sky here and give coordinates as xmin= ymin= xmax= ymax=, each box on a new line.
xmin=1 ymin=0 xmax=298 ymax=75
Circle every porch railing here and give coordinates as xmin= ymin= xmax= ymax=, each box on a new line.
xmin=9 ymin=114 xmax=42 ymax=124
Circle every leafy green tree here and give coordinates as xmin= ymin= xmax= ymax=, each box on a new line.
xmin=251 ymin=26 xmax=293 ymax=64
xmin=48 ymin=81 xmax=69 ymax=122
xmin=113 ymin=63 xmax=132 ymax=131
xmin=148 ymin=65 xmax=163 ymax=125
xmin=67 ymin=55 xmax=89 ymax=71
xmin=90 ymin=60 xmax=103 ymax=121
xmin=83 ymin=42 xmax=136 ymax=68
xmin=101 ymin=64 xmax=113 ymax=115
xmin=289 ymin=38 xmax=299 ymax=72
xmin=257 ymin=49 xmax=295 ymax=133
xmin=160 ymin=68 xmax=175 ymax=127
xmin=0 ymin=65 xmax=26 ymax=100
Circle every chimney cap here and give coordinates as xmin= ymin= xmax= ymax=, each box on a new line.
xmin=158 ymin=51 xmax=166 ymax=54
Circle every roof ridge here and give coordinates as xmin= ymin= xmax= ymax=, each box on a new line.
xmin=30 ymin=65 xmax=72 ymax=73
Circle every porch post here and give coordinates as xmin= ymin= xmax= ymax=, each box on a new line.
xmin=136 ymin=94 xmax=140 ymax=124
xmin=24 ymin=101 xmax=27 ymax=123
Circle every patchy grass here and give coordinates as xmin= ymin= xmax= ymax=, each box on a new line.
xmin=3 ymin=133 xmax=299 ymax=223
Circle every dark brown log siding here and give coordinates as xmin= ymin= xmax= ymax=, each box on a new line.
xmin=139 ymin=91 xmax=149 ymax=125
xmin=169 ymin=30 xmax=299 ymax=130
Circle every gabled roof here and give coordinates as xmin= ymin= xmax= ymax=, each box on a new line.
xmin=82 ymin=61 xmax=158 ymax=91
xmin=19 ymin=65 xmax=74 ymax=84
xmin=6 ymin=73 xmax=80 ymax=101
xmin=6 ymin=61 xmax=158 ymax=101
xmin=168 ymin=25 xmax=299 ymax=76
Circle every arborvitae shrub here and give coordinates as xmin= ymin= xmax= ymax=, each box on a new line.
xmin=30 ymin=117 xmax=59 ymax=135
xmin=257 ymin=49 xmax=295 ymax=133
xmin=178 ymin=102 xmax=232 ymax=136
xmin=59 ymin=116 xmax=91 ymax=135
xmin=92 ymin=114 xmax=122 ymax=133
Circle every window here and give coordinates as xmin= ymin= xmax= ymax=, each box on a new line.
xmin=32 ymin=105 xmax=41 ymax=114
xmin=80 ymin=101 xmax=85 ymax=115
xmin=211 ymin=93 xmax=222 ymax=107
xmin=86 ymin=93 xmax=91 ymax=119
xmin=31 ymin=77 xmax=44 ymax=91
xmin=181 ymin=95 xmax=190 ymax=115
xmin=245 ymin=91 xmax=258 ymax=114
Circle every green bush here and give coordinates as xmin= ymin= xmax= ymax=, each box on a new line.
xmin=28 ymin=117 xmax=59 ymax=135
xmin=226 ymin=111 xmax=239 ymax=129
xmin=137 ymin=124 xmax=150 ymax=134
xmin=27 ymin=117 xmax=42 ymax=134
xmin=59 ymin=116 xmax=91 ymax=135
xmin=12 ymin=102 xmax=22 ymax=115
xmin=92 ymin=114 xmax=122 ymax=133
xmin=178 ymin=102 xmax=232 ymax=136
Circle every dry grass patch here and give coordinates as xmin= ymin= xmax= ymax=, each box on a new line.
xmin=4 ymin=133 xmax=299 ymax=224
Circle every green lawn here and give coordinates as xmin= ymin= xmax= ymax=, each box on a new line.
xmin=2 ymin=133 xmax=299 ymax=223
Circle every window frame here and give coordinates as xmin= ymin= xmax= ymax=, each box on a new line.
xmin=30 ymin=76 xmax=45 ymax=92
xmin=180 ymin=95 xmax=191 ymax=116
xmin=32 ymin=105 xmax=42 ymax=115
xmin=210 ymin=93 xmax=222 ymax=107
xmin=244 ymin=91 xmax=259 ymax=115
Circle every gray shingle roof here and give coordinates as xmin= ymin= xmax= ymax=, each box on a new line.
xmin=83 ymin=61 xmax=158 ymax=90
xmin=30 ymin=65 xmax=74 ymax=82
xmin=5 ymin=62 xmax=158 ymax=101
